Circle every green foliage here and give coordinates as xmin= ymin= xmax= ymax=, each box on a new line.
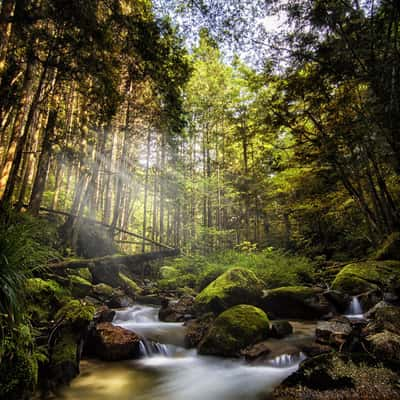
xmin=158 ymin=248 xmax=315 ymax=293
xmin=0 ymin=210 xmax=58 ymax=338
xmin=54 ymin=300 xmax=95 ymax=330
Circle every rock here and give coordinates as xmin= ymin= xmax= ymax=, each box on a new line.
xmin=241 ymin=341 xmax=271 ymax=361
xmin=87 ymin=322 xmax=141 ymax=361
xmin=159 ymin=295 xmax=195 ymax=322
xmin=69 ymin=275 xmax=93 ymax=298
xmin=94 ymin=305 xmax=116 ymax=323
xmin=67 ymin=267 xmax=93 ymax=282
xmin=364 ymin=304 xmax=400 ymax=335
xmin=135 ymin=294 xmax=163 ymax=305
xmin=92 ymin=283 xmax=114 ymax=302
xmin=315 ymin=317 xmax=352 ymax=348
xmin=366 ymin=331 xmax=400 ymax=361
xmin=194 ymin=268 xmax=265 ymax=315
xmin=272 ymin=353 xmax=400 ymax=399
xmin=374 ymin=232 xmax=400 ymax=261
xmin=46 ymin=300 xmax=95 ymax=391
xmin=25 ymin=278 xmax=71 ymax=322
xmin=54 ymin=299 xmax=95 ymax=330
xmin=331 ymin=260 xmax=400 ymax=296
xmin=118 ymin=272 xmax=142 ymax=297
xmin=48 ymin=332 xmax=80 ymax=387
xmin=198 ymin=305 xmax=269 ymax=357
xmin=261 ymin=286 xmax=332 ymax=320
xmin=301 ymin=342 xmax=332 ymax=357
xmin=184 ymin=315 xmax=214 ymax=348
xmin=106 ymin=289 xmax=134 ymax=308
xmin=323 ymin=289 xmax=350 ymax=313
xmin=90 ymin=262 xmax=123 ymax=288
xmin=270 ymin=320 xmax=293 ymax=339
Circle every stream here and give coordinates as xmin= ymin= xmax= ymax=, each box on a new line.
xmin=53 ymin=304 xmax=316 ymax=400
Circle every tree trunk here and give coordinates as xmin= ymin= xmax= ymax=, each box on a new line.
xmin=29 ymin=110 xmax=58 ymax=215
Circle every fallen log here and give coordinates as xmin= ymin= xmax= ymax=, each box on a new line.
xmin=48 ymin=249 xmax=180 ymax=271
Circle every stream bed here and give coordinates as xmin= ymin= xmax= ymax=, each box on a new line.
xmin=52 ymin=305 xmax=316 ymax=400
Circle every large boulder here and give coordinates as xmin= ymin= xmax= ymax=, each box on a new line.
xmin=363 ymin=304 xmax=400 ymax=335
xmin=261 ymin=286 xmax=332 ymax=320
xmin=331 ymin=260 xmax=400 ymax=296
xmin=86 ymin=322 xmax=141 ymax=361
xmin=374 ymin=232 xmax=400 ymax=261
xmin=159 ymin=295 xmax=195 ymax=322
xmin=366 ymin=331 xmax=400 ymax=362
xmin=198 ymin=305 xmax=269 ymax=357
xmin=193 ymin=268 xmax=264 ymax=315
xmin=46 ymin=300 xmax=95 ymax=390
xmin=272 ymin=353 xmax=400 ymax=399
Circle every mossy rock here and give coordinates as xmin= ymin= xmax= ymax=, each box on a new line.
xmin=25 ymin=278 xmax=71 ymax=322
xmin=273 ymin=353 xmax=400 ymax=399
xmin=48 ymin=331 xmax=79 ymax=386
xmin=55 ymin=299 xmax=95 ymax=330
xmin=375 ymin=232 xmax=400 ymax=261
xmin=67 ymin=267 xmax=93 ymax=282
xmin=198 ymin=305 xmax=270 ymax=356
xmin=367 ymin=331 xmax=400 ymax=361
xmin=119 ymin=272 xmax=141 ymax=297
xmin=69 ymin=275 xmax=93 ymax=298
xmin=92 ymin=283 xmax=114 ymax=301
xmin=194 ymin=268 xmax=265 ymax=315
xmin=331 ymin=261 xmax=400 ymax=295
xmin=261 ymin=286 xmax=331 ymax=320
xmin=0 ymin=349 xmax=37 ymax=400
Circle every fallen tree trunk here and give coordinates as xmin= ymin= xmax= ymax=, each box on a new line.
xmin=48 ymin=249 xmax=180 ymax=271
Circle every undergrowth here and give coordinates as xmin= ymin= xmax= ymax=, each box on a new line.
xmin=158 ymin=248 xmax=315 ymax=292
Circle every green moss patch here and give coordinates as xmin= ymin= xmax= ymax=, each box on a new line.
xmin=194 ymin=268 xmax=265 ymax=315
xmin=198 ymin=304 xmax=270 ymax=356
xmin=331 ymin=261 xmax=400 ymax=295
xmin=55 ymin=300 xmax=95 ymax=330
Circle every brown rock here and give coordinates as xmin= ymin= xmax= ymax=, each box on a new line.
xmin=159 ymin=295 xmax=195 ymax=322
xmin=316 ymin=317 xmax=352 ymax=348
xmin=241 ymin=341 xmax=271 ymax=361
xmin=88 ymin=322 xmax=140 ymax=361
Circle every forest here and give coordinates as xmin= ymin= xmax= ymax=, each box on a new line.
xmin=1 ymin=1 xmax=400 ymax=399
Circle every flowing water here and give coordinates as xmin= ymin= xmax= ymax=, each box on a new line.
xmin=344 ymin=296 xmax=364 ymax=320
xmin=52 ymin=304 xmax=316 ymax=400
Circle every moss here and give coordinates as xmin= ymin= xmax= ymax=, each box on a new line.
xmin=69 ymin=275 xmax=93 ymax=298
xmin=67 ymin=267 xmax=93 ymax=282
xmin=119 ymin=273 xmax=142 ymax=295
xmin=52 ymin=332 xmax=77 ymax=365
xmin=0 ymin=349 xmax=37 ymax=400
xmin=331 ymin=261 xmax=400 ymax=295
xmin=194 ymin=267 xmax=265 ymax=315
xmin=55 ymin=299 xmax=95 ymax=330
xmin=92 ymin=283 xmax=114 ymax=298
xmin=198 ymin=304 xmax=270 ymax=356
xmin=25 ymin=278 xmax=71 ymax=322
xmin=265 ymin=286 xmax=317 ymax=299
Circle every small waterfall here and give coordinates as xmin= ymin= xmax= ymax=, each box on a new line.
xmin=139 ymin=339 xmax=172 ymax=357
xmin=267 ymin=352 xmax=306 ymax=368
xmin=345 ymin=296 xmax=364 ymax=319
